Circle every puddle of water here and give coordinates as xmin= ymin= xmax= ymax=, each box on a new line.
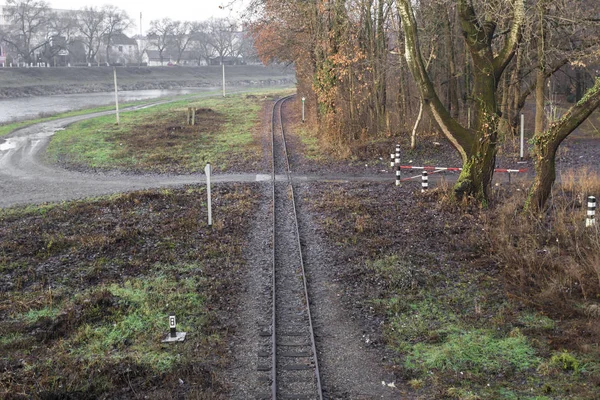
xmin=0 ymin=139 xmax=18 ymax=151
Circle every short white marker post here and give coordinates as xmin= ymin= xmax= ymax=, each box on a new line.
xmin=390 ymin=153 xmax=395 ymax=168
xmin=205 ymin=163 xmax=212 ymax=227
xmin=586 ymin=196 xmax=596 ymax=227
xmin=421 ymin=171 xmax=428 ymax=192
xmin=162 ymin=314 xmax=186 ymax=342
xmin=302 ymin=97 xmax=306 ymax=123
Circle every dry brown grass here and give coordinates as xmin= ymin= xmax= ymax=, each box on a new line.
xmin=486 ymin=169 xmax=600 ymax=314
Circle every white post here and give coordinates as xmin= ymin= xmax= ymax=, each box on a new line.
xmin=467 ymin=107 xmax=471 ymax=129
xmin=421 ymin=171 xmax=428 ymax=192
xmin=302 ymin=97 xmax=306 ymax=123
xmin=222 ymin=64 xmax=225 ymax=97
xmin=520 ymin=113 xmax=525 ymax=161
xmin=205 ymin=163 xmax=212 ymax=226
xmin=114 ymin=67 xmax=120 ymax=125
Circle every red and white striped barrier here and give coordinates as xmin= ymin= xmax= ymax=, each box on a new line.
xmin=398 ymin=165 xmax=527 ymax=173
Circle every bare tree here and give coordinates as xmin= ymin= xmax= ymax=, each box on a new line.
xmin=79 ymin=6 xmax=107 ymax=65
xmin=188 ymin=22 xmax=213 ymax=65
xmin=207 ymin=18 xmax=237 ymax=64
xmin=103 ymin=5 xmax=132 ymax=65
xmin=172 ymin=21 xmax=202 ymax=64
xmin=0 ymin=0 xmax=52 ymax=64
xmin=148 ymin=18 xmax=176 ymax=65
xmin=42 ymin=10 xmax=79 ymax=66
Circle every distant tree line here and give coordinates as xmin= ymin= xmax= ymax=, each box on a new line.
xmin=250 ymin=0 xmax=600 ymax=208
xmin=0 ymin=0 xmax=255 ymax=66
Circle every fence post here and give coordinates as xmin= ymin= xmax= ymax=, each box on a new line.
xmin=421 ymin=171 xmax=428 ymax=192
xmin=586 ymin=196 xmax=596 ymax=227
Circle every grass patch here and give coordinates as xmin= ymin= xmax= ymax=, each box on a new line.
xmin=306 ymin=181 xmax=600 ymax=399
xmin=405 ymin=329 xmax=539 ymax=375
xmin=0 ymin=184 xmax=259 ymax=398
xmin=66 ymin=276 xmax=206 ymax=373
xmin=46 ymin=89 xmax=291 ymax=173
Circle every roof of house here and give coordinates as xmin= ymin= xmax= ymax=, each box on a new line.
xmin=110 ymin=33 xmax=138 ymax=46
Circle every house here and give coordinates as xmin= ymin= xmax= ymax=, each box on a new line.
xmin=107 ymin=33 xmax=139 ymax=65
xmin=142 ymin=49 xmax=199 ymax=66
xmin=142 ymin=49 xmax=174 ymax=66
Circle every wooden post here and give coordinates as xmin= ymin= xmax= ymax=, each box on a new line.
xmin=192 ymin=108 xmax=196 ymax=126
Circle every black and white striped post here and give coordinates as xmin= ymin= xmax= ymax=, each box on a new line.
xmin=421 ymin=171 xmax=428 ymax=192
xmin=586 ymin=196 xmax=596 ymax=227
xmin=395 ymin=144 xmax=401 ymax=186
xmin=390 ymin=153 xmax=395 ymax=168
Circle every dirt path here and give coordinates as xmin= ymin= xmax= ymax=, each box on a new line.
xmin=0 ymin=105 xmax=418 ymax=208
xmin=0 ymin=106 xmax=274 ymax=207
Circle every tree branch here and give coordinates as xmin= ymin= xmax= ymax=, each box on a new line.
xmin=397 ymin=0 xmax=471 ymax=160
xmin=493 ymin=0 xmax=524 ymax=81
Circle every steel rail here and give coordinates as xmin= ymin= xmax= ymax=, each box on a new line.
xmin=270 ymin=95 xmax=323 ymax=400
xmin=277 ymin=96 xmax=323 ymax=400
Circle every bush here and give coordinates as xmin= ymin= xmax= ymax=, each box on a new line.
xmin=485 ymin=169 xmax=600 ymax=310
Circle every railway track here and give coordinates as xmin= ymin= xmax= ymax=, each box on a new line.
xmin=256 ymin=96 xmax=323 ymax=399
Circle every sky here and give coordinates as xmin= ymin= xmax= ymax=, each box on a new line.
xmin=8 ymin=0 xmax=247 ymax=35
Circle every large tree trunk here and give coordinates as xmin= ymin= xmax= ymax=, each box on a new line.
xmin=528 ymin=78 xmax=600 ymax=211
xmin=397 ymin=0 xmax=523 ymax=203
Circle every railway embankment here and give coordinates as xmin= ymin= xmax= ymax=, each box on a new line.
xmin=0 ymin=64 xmax=296 ymax=98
